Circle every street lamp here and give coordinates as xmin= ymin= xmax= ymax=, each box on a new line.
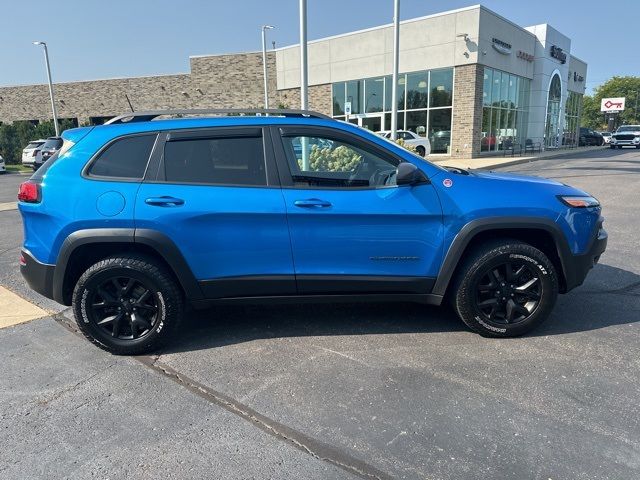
xmin=33 ymin=41 xmax=60 ymax=136
xmin=261 ymin=25 xmax=274 ymax=109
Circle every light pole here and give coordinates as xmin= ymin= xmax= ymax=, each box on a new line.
xmin=261 ymin=25 xmax=274 ymax=109
xmin=299 ymin=0 xmax=309 ymax=170
xmin=33 ymin=41 xmax=60 ymax=136
xmin=390 ymin=0 xmax=400 ymax=140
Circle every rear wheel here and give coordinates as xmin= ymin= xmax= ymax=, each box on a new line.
xmin=416 ymin=145 xmax=426 ymax=157
xmin=72 ymin=255 xmax=183 ymax=355
xmin=452 ymin=240 xmax=558 ymax=337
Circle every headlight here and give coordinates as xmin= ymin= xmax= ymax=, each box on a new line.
xmin=558 ymin=195 xmax=600 ymax=208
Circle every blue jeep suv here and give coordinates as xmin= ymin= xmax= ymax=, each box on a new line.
xmin=18 ymin=109 xmax=607 ymax=354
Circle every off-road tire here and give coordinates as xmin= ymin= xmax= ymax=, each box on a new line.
xmin=72 ymin=255 xmax=183 ymax=355
xmin=452 ymin=240 xmax=558 ymax=337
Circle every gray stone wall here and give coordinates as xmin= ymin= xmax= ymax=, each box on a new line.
xmin=0 ymin=51 xmax=278 ymax=125
xmin=276 ymin=84 xmax=332 ymax=114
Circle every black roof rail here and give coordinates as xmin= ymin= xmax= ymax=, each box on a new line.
xmin=104 ymin=108 xmax=332 ymax=125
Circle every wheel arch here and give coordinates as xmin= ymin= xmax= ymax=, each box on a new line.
xmin=432 ymin=218 xmax=572 ymax=297
xmin=53 ymin=228 xmax=202 ymax=305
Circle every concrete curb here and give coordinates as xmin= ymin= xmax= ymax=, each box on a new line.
xmin=434 ymin=146 xmax=606 ymax=170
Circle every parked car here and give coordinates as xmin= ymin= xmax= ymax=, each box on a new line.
xmin=579 ymin=128 xmax=603 ymax=146
xmin=430 ymin=130 xmax=451 ymax=154
xmin=0 ymin=154 xmax=5 ymax=174
xmin=33 ymin=137 xmax=63 ymax=170
xmin=18 ymin=109 xmax=607 ymax=354
xmin=21 ymin=139 xmax=46 ymax=168
xmin=599 ymin=131 xmax=612 ymax=144
xmin=610 ymin=125 xmax=640 ymax=149
xmin=377 ymin=130 xmax=431 ymax=156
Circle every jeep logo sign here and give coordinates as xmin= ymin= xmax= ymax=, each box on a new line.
xmin=550 ymin=45 xmax=567 ymax=64
xmin=573 ymin=71 xmax=584 ymax=82
xmin=491 ymin=38 xmax=512 ymax=55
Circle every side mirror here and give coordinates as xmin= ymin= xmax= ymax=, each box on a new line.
xmin=396 ymin=162 xmax=428 ymax=186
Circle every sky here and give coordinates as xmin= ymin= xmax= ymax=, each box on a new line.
xmin=1 ymin=0 xmax=638 ymax=94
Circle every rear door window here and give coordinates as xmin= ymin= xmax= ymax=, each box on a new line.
xmin=87 ymin=134 xmax=157 ymax=179
xmin=163 ymin=135 xmax=267 ymax=186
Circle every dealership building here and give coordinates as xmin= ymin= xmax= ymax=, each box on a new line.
xmin=0 ymin=5 xmax=587 ymax=159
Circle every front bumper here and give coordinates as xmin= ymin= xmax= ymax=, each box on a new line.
xmin=562 ymin=222 xmax=608 ymax=292
xmin=20 ymin=250 xmax=55 ymax=301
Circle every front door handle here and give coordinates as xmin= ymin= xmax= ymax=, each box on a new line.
xmin=145 ymin=196 xmax=185 ymax=207
xmin=294 ymin=199 xmax=332 ymax=208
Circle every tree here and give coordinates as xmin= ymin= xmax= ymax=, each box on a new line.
xmin=582 ymin=76 xmax=640 ymax=130
xmin=0 ymin=118 xmax=76 ymax=164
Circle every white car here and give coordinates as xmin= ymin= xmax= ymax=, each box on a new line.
xmin=610 ymin=125 xmax=640 ymax=149
xmin=599 ymin=132 xmax=612 ymax=144
xmin=0 ymin=154 xmax=5 ymax=173
xmin=21 ymin=139 xmax=46 ymax=167
xmin=377 ymin=130 xmax=431 ymax=157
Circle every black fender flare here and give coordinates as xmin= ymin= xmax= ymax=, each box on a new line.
xmin=431 ymin=217 xmax=572 ymax=296
xmin=52 ymin=228 xmax=203 ymax=304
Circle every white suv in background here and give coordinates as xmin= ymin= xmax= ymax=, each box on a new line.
xmin=610 ymin=125 xmax=640 ymax=149
xmin=21 ymin=139 xmax=46 ymax=168
xmin=377 ymin=130 xmax=431 ymax=157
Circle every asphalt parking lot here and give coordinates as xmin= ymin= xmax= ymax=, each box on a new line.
xmin=1 ymin=147 xmax=639 ymax=479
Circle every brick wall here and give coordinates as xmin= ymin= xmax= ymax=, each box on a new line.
xmin=450 ymin=64 xmax=483 ymax=158
xmin=0 ymin=52 xmax=278 ymax=124
xmin=276 ymin=84 xmax=332 ymax=114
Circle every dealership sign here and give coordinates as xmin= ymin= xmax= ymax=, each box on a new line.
xmin=550 ymin=45 xmax=567 ymax=64
xmin=517 ymin=50 xmax=534 ymax=62
xmin=600 ymin=97 xmax=625 ymax=112
xmin=491 ymin=37 xmax=512 ymax=55
xmin=573 ymin=71 xmax=584 ymax=82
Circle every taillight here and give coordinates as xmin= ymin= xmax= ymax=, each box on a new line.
xmin=18 ymin=181 xmax=40 ymax=203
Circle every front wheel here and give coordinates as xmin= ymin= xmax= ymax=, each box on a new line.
xmin=72 ymin=255 xmax=183 ymax=355
xmin=452 ymin=241 xmax=558 ymax=337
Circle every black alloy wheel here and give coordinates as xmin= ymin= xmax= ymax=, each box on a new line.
xmin=473 ymin=261 xmax=541 ymax=324
xmin=89 ymin=276 xmax=159 ymax=340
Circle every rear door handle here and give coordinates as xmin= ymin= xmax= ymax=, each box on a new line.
xmin=294 ymin=199 xmax=332 ymax=208
xmin=145 ymin=196 xmax=185 ymax=207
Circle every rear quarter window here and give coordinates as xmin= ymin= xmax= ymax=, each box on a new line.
xmin=87 ymin=134 xmax=157 ymax=179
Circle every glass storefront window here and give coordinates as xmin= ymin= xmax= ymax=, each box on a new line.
xmin=429 ymin=109 xmax=452 ymax=154
xmin=491 ymin=70 xmax=502 ymax=108
xmin=384 ymin=74 xmax=406 ymax=111
xmin=364 ymin=77 xmax=384 ymax=113
xmin=406 ymin=72 xmax=428 ymax=110
xmin=406 ymin=110 xmax=427 ymax=137
xmin=332 ymin=68 xmax=453 ymax=154
xmin=480 ymin=67 xmax=531 ymax=153
xmin=483 ymin=68 xmax=493 ymax=106
xmin=332 ymin=83 xmax=345 ymax=116
xmin=346 ymin=80 xmax=363 ymax=115
xmin=429 ymin=69 xmax=453 ymax=107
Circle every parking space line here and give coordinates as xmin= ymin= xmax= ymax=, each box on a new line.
xmin=0 ymin=286 xmax=48 ymax=328
xmin=0 ymin=202 xmax=18 ymax=212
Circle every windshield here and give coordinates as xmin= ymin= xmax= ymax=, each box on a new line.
xmin=616 ymin=126 xmax=640 ymax=133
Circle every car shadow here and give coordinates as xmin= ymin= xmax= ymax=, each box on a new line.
xmin=160 ymin=263 xmax=639 ymax=354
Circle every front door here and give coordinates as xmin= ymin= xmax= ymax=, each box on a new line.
xmin=135 ymin=127 xmax=295 ymax=298
xmin=271 ymin=125 xmax=443 ymax=295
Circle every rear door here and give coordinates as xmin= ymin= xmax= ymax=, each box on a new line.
xmin=135 ymin=126 xmax=295 ymax=299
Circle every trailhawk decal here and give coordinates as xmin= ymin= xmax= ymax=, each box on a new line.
xmin=475 ymin=317 xmax=507 ymax=333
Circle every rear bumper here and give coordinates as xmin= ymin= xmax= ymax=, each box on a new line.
xmin=20 ymin=250 xmax=55 ymax=301
xmin=562 ymin=223 xmax=608 ymax=292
